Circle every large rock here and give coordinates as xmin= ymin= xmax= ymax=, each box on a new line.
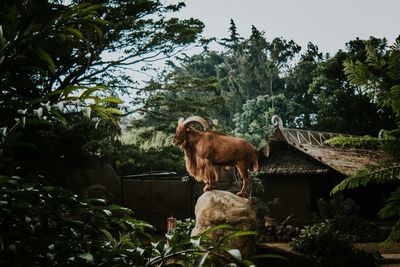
xmin=191 ymin=190 xmax=257 ymax=256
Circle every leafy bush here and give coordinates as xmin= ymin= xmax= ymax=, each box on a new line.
xmin=0 ymin=176 xmax=270 ymax=266
xmin=115 ymin=144 xmax=186 ymax=175
xmin=168 ymin=218 xmax=196 ymax=243
xmin=0 ymin=175 xmax=154 ymax=266
xmin=316 ymin=196 xmax=380 ymax=242
xmin=291 ymin=220 xmax=379 ymax=267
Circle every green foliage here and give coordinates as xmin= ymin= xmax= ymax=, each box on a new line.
xmin=0 ymin=176 xmax=274 ymax=266
xmin=378 ymin=185 xmax=400 ymax=244
xmin=344 ymin=36 xmax=400 ymax=124
xmin=0 ymin=0 xmax=205 ymax=122
xmin=219 ymin=25 xmax=300 ymax=120
xmin=291 ymin=220 xmax=379 ymax=267
xmin=0 ymin=175 xmax=154 ymax=266
xmin=379 ymin=186 xmax=400 ymax=219
xmin=284 ymin=42 xmax=322 ymax=128
xmin=309 ymin=39 xmax=395 ymax=135
xmin=324 ymin=135 xmax=381 ymax=149
xmin=151 ymin=224 xmax=263 ymax=267
xmin=233 ymin=94 xmax=302 ymax=148
xmin=332 ymin=161 xmax=400 ymax=193
xmin=116 ymin=144 xmax=185 ymax=175
xmin=332 ymin=36 xmax=400 ymax=245
xmin=168 ymin=218 xmax=196 ymax=244
xmin=316 ymin=196 xmax=380 ymax=242
xmin=133 ymin=50 xmax=228 ymax=131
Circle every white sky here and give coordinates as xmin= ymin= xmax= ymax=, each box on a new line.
xmin=178 ymin=0 xmax=400 ymax=54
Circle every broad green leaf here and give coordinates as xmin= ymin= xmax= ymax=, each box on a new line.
xmin=195 ymin=252 xmax=209 ymax=267
xmin=85 ymin=198 xmax=107 ymax=205
xmin=197 ymin=224 xmax=234 ymax=238
xmin=34 ymin=47 xmax=56 ymax=73
xmin=105 ymin=107 xmax=123 ymax=116
xmin=63 ymin=26 xmax=83 ymax=39
xmin=99 ymin=229 xmax=114 ymax=241
xmin=227 ymin=249 xmax=242 ymax=261
xmin=220 ymin=230 xmax=258 ymax=245
xmin=78 ymin=252 xmax=93 ymax=263
xmin=100 ymin=97 xmax=123 ymax=104
xmin=102 ymin=209 xmax=112 ymax=217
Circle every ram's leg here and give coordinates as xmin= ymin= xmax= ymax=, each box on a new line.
xmin=203 ymin=183 xmax=213 ymax=192
xmin=202 ymin=161 xmax=217 ymax=192
xmin=236 ymin=162 xmax=249 ymax=197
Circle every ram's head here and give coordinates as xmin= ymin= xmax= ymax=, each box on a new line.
xmin=172 ymin=116 xmax=209 ymax=146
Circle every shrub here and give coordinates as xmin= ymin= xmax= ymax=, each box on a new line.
xmin=291 ymin=220 xmax=379 ymax=267
xmin=0 ymin=176 xmax=267 ymax=266
xmin=316 ymin=196 xmax=380 ymax=242
xmin=0 ymin=175 xmax=154 ymax=266
xmin=168 ymin=218 xmax=196 ymax=243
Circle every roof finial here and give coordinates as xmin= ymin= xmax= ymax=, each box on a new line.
xmin=271 ymin=115 xmax=283 ymax=128
xmin=378 ymin=129 xmax=385 ymax=139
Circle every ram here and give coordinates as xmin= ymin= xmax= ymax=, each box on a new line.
xmin=172 ymin=116 xmax=259 ymax=197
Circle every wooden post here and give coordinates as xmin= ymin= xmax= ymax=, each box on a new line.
xmin=167 ymin=215 xmax=177 ymax=233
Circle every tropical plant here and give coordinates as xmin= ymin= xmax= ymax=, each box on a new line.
xmin=291 ymin=220 xmax=379 ymax=267
xmin=308 ymin=37 xmax=396 ymax=135
xmin=316 ymin=196 xmax=380 ymax=242
xmin=232 ymin=94 xmax=302 ymax=148
xmin=168 ymin=218 xmax=196 ymax=243
xmin=0 ymin=175 xmax=155 ymax=266
xmin=331 ymin=36 xmax=400 ymax=244
xmin=0 ymin=175 xmax=278 ymax=266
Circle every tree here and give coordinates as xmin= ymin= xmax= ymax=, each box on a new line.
xmin=218 ymin=24 xmax=301 ymax=121
xmin=0 ymin=0 xmax=209 ymax=189
xmin=232 ymin=94 xmax=302 ymax=148
xmin=0 ymin=0 xmax=205 ymax=122
xmin=284 ymin=42 xmax=323 ymax=128
xmin=331 ymin=36 xmax=400 ymax=244
xmin=133 ymin=50 xmax=227 ymax=132
xmin=308 ymin=37 xmax=396 ymax=135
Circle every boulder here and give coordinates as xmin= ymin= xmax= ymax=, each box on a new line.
xmin=191 ymin=190 xmax=257 ymax=256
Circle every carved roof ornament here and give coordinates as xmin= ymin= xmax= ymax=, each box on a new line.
xmin=378 ymin=129 xmax=385 ymax=139
xmin=271 ymin=115 xmax=283 ymax=128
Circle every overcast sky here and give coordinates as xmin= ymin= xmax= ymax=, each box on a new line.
xmin=177 ymin=0 xmax=400 ymax=54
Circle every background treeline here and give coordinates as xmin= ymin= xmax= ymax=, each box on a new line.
xmin=123 ymin=20 xmax=397 ymax=175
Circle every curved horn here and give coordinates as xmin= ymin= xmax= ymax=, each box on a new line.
xmin=182 ymin=116 xmax=209 ymax=130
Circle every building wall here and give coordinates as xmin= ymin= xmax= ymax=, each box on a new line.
xmin=122 ymin=179 xmax=192 ymax=232
xmin=263 ymin=174 xmax=312 ymax=222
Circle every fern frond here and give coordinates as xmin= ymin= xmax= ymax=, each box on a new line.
xmin=382 ymin=220 xmax=400 ymax=244
xmin=390 ymin=85 xmax=400 ymax=125
xmin=378 ymin=185 xmax=400 ymax=219
xmin=343 ymin=60 xmax=371 ymax=86
xmin=365 ymin=44 xmax=385 ymax=69
xmin=331 ymin=161 xmax=400 ymax=194
xmin=324 ymin=135 xmax=380 ymax=149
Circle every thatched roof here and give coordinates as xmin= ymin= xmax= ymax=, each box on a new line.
xmin=261 ymin=127 xmax=384 ymax=176
xmin=260 ymin=142 xmax=330 ymax=175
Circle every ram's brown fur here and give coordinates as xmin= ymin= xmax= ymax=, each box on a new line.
xmin=172 ymin=117 xmax=258 ymax=197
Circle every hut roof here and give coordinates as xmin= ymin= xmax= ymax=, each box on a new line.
xmin=260 ymin=141 xmax=330 ymax=175
xmin=262 ymin=127 xmax=384 ymax=176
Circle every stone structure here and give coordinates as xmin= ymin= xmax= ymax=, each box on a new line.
xmin=191 ymin=190 xmax=257 ymax=256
